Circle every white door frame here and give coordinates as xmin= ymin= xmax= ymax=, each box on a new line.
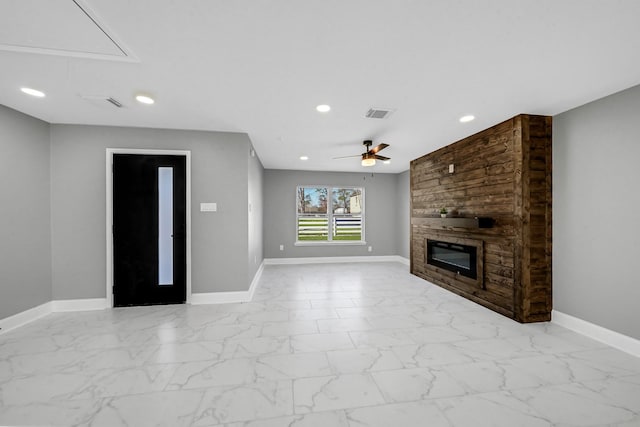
xmin=106 ymin=148 xmax=192 ymax=307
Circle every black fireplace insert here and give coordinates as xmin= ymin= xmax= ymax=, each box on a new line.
xmin=426 ymin=239 xmax=477 ymax=279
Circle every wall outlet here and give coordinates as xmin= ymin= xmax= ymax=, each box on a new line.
xmin=368 ymin=246 xmax=372 ymax=252
xmin=449 ymin=164 xmax=455 ymax=173
xmin=279 ymin=244 xmax=284 ymax=251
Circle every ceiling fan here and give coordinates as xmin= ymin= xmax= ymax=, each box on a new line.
xmin=334 ymin=140 xmax=390 ymax=167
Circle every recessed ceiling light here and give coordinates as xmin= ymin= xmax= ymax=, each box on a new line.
xmin=316 ymin=104 xmax=331 ymax=113
xmin=20 ymin=87 xmax=45 ymax=98
xmin=459 ymin=115 xmax=475 ymax=123
xmin=299 ymin=156 xmax=309 ymax=160
xmin=383 ymin=160 xmax=391 ymax=165
xmin=135 ymin=94 xmax=155 ymax=105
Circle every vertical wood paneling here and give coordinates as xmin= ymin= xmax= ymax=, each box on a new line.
xmin=525 ymin=115 xmax=553 ymax=321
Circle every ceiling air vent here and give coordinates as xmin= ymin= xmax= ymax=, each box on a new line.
xmin=80 ymin=94 xmax=124 ymax=108
xmin=365 ymin=108 xmax=393 ymax=119
xmin=105 ymin=97 xmax=123 ymax=108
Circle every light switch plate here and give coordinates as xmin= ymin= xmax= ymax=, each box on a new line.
xmin=200 ymin=202 xmax=217 ymax=212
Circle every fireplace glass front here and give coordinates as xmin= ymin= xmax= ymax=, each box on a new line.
xmin=426 ymin=239 xmax=477 ymax=279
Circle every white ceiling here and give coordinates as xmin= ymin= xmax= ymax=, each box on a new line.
xmin=2 ymin=0 xmax=640 ymax=173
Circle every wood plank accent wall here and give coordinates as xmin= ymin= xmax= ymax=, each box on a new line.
xmin=410 ymin=114 xmax=552 ymax=323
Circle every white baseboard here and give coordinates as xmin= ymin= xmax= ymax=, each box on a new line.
xmin=1 ymin=262 xmax=268 ymax=332
xmin=264 ymin=255 xmax=408 ymax=265
xmin=247 ymin=261 xmax=264 ymax=301
xmin=51 ymin=298 xmax=109 ymax=312
xmin=0 ymin=298 xmax=109 ymax=335
xmin=397 ymin=256 xmax=410 ymax=266
xmin=192 ymin=261 xmax=264 ymax=305
xmin=1 ymin=258 xmax=403 ymax=334
xmin=552 ymin=310 xmax=640 ymax=358
xmin=0 ymin=302 xmax=52 ymax=335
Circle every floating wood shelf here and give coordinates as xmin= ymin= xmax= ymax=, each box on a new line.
xmin=411 ymin=216 xmax=493 ymax=229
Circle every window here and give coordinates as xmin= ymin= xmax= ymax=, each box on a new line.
xmin=296 ymin=186 xmax=364 ymax=243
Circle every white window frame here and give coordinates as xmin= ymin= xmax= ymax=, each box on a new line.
xmin=295 ymin=185 xmax=366 ymax=246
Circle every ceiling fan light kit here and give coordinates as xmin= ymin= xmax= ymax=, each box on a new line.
xmin=361 ymin=154 xmax=376 ymax=167
xmin=335 ymin=140 xmax=391 ymax=168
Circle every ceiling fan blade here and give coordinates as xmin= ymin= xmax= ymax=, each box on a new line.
xmin=369 ymin=143 xmax=389 ymax=154
xmin=332 ymin=154 xmax=362 ymax=159
xmin=374 ymin=155 xmax=390 ymax=161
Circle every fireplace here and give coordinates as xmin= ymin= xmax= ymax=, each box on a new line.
xmin=424 ymin=235 xmax=484 ymax=288
xmin=424 ymin=233 xmax=485 ymax=291
xmin=427 ymin=239 xmax=477 ymax=279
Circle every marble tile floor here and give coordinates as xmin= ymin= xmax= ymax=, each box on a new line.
xmin=1 ymin=262 xmax=640 ymax=426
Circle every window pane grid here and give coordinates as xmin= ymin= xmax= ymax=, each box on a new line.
xmin=297 ymin=186 xmax=364 ymax=243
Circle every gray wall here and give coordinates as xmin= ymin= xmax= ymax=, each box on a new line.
xmin=264 ymin=169 xmax=399 ymax=258
xmin=554 ymin=84 xmax=640 ymax=340
xmin=396 ymin=170 xmax=410 ymax=260
xmin=50 ymin=124 xmax=254 ymax=299
xmin=248 ymin=145 xmax=264 ymax=279
xmin=0 ymin=105 xmax=52 ymax=319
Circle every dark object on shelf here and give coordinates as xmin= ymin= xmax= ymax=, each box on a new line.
xmin=411 ymin=217 xmax=493 ymax=229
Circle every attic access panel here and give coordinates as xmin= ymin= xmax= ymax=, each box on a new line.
xmin=0 ymin=0 xmax=134 ymax=60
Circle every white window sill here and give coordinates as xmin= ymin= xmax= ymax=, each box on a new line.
xmin=295 ymin=241 xmax=367 ymax=247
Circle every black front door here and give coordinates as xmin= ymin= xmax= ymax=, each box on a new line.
xmin=113 ymin=154 xmax=186 ymax=306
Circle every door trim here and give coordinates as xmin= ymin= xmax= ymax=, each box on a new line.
xmin=106 ymin=148 xmax=192 ymax=308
